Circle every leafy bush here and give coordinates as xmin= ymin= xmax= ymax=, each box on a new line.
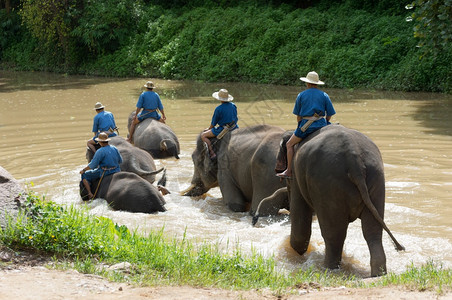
xmin=1 ymin=1 xmax=451 ymax=92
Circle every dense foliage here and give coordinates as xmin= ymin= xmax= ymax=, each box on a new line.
xmin=0 ymin=0 xmax=451 ymax=92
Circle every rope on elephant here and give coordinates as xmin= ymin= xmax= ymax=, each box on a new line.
xmin=92 ymin=170 xmax=106 ymax=200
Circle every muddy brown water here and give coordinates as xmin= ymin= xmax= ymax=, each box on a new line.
xmin=1 ymin=70 xmax=451 ymax=277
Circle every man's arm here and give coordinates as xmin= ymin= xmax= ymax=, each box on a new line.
xmin=160 ymin=108 xmax=166 ymax=121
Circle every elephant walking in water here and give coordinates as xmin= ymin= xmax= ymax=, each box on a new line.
xmin=184 ymin=124 xmax=289 ymax=216
xmin=256 ymin=125 xmax=404 ymax=277
xmin=86 ymin=136 xmax=164 ymax=184
xmin=79 ymin=171 xmax=167 ymax=213
xmin=127 ymin=111 xmax=180 ymax=159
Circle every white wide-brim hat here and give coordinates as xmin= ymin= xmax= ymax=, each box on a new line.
xmin=212 ymin=89 xmax=234 ymax=102
xmin=95 ymin=132 xmax=111 ymax=142
xmin=94 ymin=102 xmax=105 ymax=110
xmin=143 ymin=81 xmax=155 ymax=89
xmin=300 ymin=71 xmax=325 ymax=85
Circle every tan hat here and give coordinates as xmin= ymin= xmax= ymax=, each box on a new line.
xmin=94 ymin=102 xmax=105 ymax=110
xmin=95 ymin=132 xmax=110 ymax=143
xmin=212 ymin=89 xmax=234 ymax=102
xmin=300 ymin=71 xmax=325 ymax=85
xmin=143 ymin=81 xmax=155 ymax=89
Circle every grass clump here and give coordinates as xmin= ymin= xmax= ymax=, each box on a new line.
xmin=1 ymin=192 xmax=451 ymax=295
xmin=375 ymin=261 xmax=452 ymax=295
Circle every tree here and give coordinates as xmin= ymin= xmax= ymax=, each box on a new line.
xmin=407 ymin=0 xmax=452 ymax=53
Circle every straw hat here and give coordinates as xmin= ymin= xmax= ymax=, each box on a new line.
xmin=212 ymin=89 xmax=234 ymax=102
xmin=300 ymin=71 xmax=325 ymax=85
xmin=143 ymin=81 xmax=155 ymax=89
xmin=95 ymin=132 xmax=110 ymax=143
xmin=94 ymin=102 xmax=105 ymax=110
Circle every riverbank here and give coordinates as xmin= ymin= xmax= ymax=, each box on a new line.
xmin=0 ymin=258 xmax=449 ymax=300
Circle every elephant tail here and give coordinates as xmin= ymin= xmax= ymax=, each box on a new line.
xmin=350 ymin=173 xmax=405 ymax=251
xmin=157 ymin=169 xmax=170 ymax=195
xmin=138 ymin=167 xmax=164 ymax=177
xmin=252 ymin=187 xmax=288 ymax=226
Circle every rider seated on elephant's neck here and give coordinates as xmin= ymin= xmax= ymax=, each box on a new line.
xmin=201 ymin=89 xmax=238 ymax=160
xmin=276 ymin=71 xmax=336 ymax=179
xmin=80 ymin=132 xmax=123 ymax=199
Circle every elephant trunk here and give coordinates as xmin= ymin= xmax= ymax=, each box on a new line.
xmin=252 ymin=187 xmax=288 ymax=226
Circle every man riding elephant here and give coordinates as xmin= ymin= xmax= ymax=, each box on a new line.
xmin=201 ymin=88 xmax=238 ymax=159
xmin=86 ymin=102 xmax=118 ymax=154
xmin=276 ymin=71 xmax=336 ymax=179
xmin=272 ymin=125 xmax=404 ymax=277
xmin=128 ymin=81 xmax=166 ymax=143
xmin=80 ymin=132 xmax=122 ymax=199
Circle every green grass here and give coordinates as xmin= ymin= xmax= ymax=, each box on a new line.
xmin=1 ymin=192 xmax=451 ymax=295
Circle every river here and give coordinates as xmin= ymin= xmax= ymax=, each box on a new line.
xmin=1 ymin=70 xmax=451 ymax=277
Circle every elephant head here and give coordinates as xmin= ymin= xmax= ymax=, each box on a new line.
xmin=183 ymin=134 xmax=220 ymax=196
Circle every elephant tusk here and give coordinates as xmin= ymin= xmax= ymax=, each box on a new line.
xmin=160 ymin=140 xmax=168 ymax=151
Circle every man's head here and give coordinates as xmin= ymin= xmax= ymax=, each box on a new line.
xmin=300 ymin=71 xmax=325 ymax=86
xmin=95 ymin=132 xmax=110 ymax=145
xmin=94 ymin=102 xmax=105 ymax=113
xmin=144 ymin=81 xmax=155 ymax=90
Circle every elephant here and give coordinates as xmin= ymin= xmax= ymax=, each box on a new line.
xmin=86 ymin=136 xmax=163 ymax=184
xmin=259 ymin=124 xmax=404 ymax=277
xmin=127 ymin=111 xmax=180 ymax=159
xmin=79 ymin=171 xmax=166 ymax=213
xmin=184 ymin=124 xmax=289 ymax=215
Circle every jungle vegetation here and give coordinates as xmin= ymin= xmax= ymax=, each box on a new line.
xmin=0 ymin=0 xmax=451 ymax=92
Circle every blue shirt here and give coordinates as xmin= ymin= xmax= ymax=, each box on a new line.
xmin=293 ymin=88 xmax=336 ymax=130
xmin=211 ymin=102 xmax=238 ymax=127
xmin=137 ymin=91 xmax=163 ymax=119
xmin=88 ymin=145 xmax=123 ymax=176
xmin=92 ymin=111 xmax=117 ymax=136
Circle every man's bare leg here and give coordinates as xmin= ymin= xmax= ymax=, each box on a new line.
xmin=276 ymin=134 xmax=302 ymax=178
xmin=82 ymin=179 xmax=94 ymax=199
xmin=201 ymin=130 xmax=217 ymax=158
xmin=127 ymin=118 xmax=140 ymax=142
xmin=87 ymin=139 xmax=97 ymax=153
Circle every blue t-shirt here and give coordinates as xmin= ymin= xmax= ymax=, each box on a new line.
xmin=88 ymin=145 xmax=123 ymax=175
xmin=92 ymin=111 xmax=117 ymax=136
xmin=210 ymin=102 xmax=239 ymax=136
xmin=136 ymin=91 xmax=163 ymax=119
xmin=293 ymin=88 xmax=336 ymax=130
xmin=211 ymin=102 xmax=238 ymax=127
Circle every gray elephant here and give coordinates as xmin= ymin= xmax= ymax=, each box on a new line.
xmin=127 ymin=112 xmax=180 ymax=159
xmin=267 ymin=124 xmax=404 ymax=277
xmin=79 ymin=171 xmax=166 ymax=213
xmin=184 ymin=124 xmax=289 ymax=215
xmin=86 ymin=136 xmax=163 ymax=184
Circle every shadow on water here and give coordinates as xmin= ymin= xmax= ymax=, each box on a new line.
xmin=0 ymin=70 xmax=133 ymax=92
xmin=412 ymin=99 xmax=452 ymax=136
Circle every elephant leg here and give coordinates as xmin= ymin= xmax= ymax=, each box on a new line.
xmin=361 ymin=206 xmax=386 ymax=277
xmin=321 ymin=221 xmax=348 ymax=270
xmin=290 ymin=186 xmax=313 ymax=255
xmin=218 ymin=173 xmax=247 ymax=212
